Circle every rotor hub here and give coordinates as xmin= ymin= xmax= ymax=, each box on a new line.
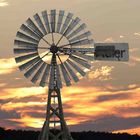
xmin=50 ymin=43 xmax=58 ymax=54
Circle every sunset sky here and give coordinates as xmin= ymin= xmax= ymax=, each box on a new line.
xmin=0 ymin=0 xmax=140 ymax=135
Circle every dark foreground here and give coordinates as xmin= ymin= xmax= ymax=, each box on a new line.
xmin=0 ymin=127 xmax=140 ymax=140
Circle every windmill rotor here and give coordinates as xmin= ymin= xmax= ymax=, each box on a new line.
xmin=14 ymin=9 xmax=94 ymax=89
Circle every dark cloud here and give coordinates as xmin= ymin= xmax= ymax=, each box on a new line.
xmin=64 ymin=112 xmax=82 ymax=118
xmin=21 ymin=106 xmax=45 ymax=112
xmin=115 ymin=106 xmax=140 ymax=114
xmin=0 ymin=98 xmax=14 ymax=104
xmin=0 ymin=119 xmax=23 ymax=129
xmin=25 ymin=111 xmax=45 ymax=118
xmin=0 ymin=109 xmax=20 ymax=119
xmin=95 ymin=93 xmax=130 ymax=102
xmin=69 ymin=115 xmax=140 ymax=132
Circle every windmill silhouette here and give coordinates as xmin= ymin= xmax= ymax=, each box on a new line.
xmin=14 ymin=9 xmax=129 ymax=140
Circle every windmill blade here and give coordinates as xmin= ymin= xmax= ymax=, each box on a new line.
xmin=59 ymin=47 xmax=95 ymax=54
xmin=50 ymin=10 xmax=56 ymax=32
xmin=70 ymin=55 xmax=91 ymax=69
xmin=49 ymin=65 xmax=55 ymax=89
xmin=67 ymin=59 xmax=86 ymax=76
xmin=34 ymin=13 xmax=47 ymax=35
xmin=64 ymin=17 xmax=80 ymax=36
xmin=59 ymin=64 xmax=71 ymax=86
xmin=42 ymin=10 xmax=51 ymax=33
xmin=24 ymin=60 xmax=43 ymax=78
xmin=69 ymin=31 xmax=92 ymax=43
xmin=40 ymin=65 xmax=51 ymax=87
xmin=15 ymin=52 xmax=38 ymax=63
xmin=67 ymin=23 xmax=86 ymax=39
xmin=73 ymin=52 xmax=94 ymax=61
xmin=20 ymin=24 xmax=41 ymax=40
xmin=56 ymin=65 xmax=62 ymax=88
xmin=70 ymin=48 xmax=95 ymax=53
xmin=56 ymin=10 xmax=64 ymax=33
xmin=14 ymin=39 xmax=37 ymax=48
xmin=31 ymin=62 xmax=46 ymax=83
xmin=14 ymin=48 xmax=37 ymax=54
xmin=16 ymin=31 xmax=39 ymax=44
xmin=64 ymin=62 xmax=79 ymax=82
xmin=19 ymin=56 xmax=40 ymax=71
xmin=26 ymin=18 xmax=44 ymax=38
xmin=70 ymin=39 xmax=94 ymax=46
xmin=60 ymin=13 xmax=73 ymax=34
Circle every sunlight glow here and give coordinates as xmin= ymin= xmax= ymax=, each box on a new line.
xmin=0 ymin=58 xmax=16 ymax=74
xmin=0 ymin=0 xmax=8 ymax=7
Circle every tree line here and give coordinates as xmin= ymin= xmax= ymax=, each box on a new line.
xmin=0 ymin=127 xmax=140 ymax=140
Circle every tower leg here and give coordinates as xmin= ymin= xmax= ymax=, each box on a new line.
xmin=38 ymin=87 xmax=73 ymax=140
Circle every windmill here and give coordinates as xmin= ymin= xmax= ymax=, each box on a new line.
xmin=14 ymin=9 xmax=129 ymax=140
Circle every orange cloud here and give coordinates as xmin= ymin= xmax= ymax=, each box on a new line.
xmin=114 ymin=127 xmax=140 ymax=135
xmin=1 ymin=87 xmax=47 ymax=99
xmin=8 ymin=115 xmax=44 ymax=128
